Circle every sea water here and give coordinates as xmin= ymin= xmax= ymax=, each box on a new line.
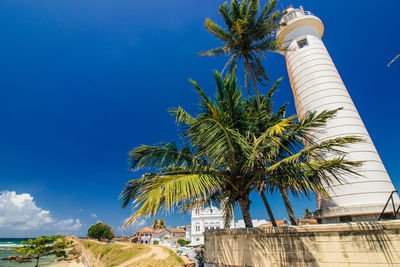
xmin=0 ymin=239 xmax=55 ymax=267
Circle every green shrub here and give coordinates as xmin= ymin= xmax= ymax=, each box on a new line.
xmin=177 ymin=239 xmax=190 ymax=246
xmin=87 ymin=222 xmax=115 ymax=241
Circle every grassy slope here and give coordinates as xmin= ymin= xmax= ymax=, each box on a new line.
xmin=81 ymin=240 xmax=150 ymax=267
xmin=134 ymin=247 xmax=184 ymax=267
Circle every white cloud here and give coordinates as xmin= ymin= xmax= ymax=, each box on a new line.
xmin=53 ymin=219 xmax=82 ymax=231
xmin=90 ymin=213 xmax=97 ymax=218
xmin=0 ymin=191 xmax=82 ymax=237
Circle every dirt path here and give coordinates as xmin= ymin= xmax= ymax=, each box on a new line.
xmin=116 ymin=245 xmax=170 ymax=267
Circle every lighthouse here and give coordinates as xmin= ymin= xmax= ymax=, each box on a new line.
xmin=276 ymin=6 xmax=399 ymax=223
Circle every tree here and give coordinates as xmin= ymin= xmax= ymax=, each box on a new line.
xmin=152 ymin=219 xmax=165 ymax=229
xmin=158 ymin=218 xmax=166 ymax=229
xmin=199 ymin=0 xmax=287 ymax=223
xmin=268 ymin=112 xmax=362 ymax=225
xmin=87 ymin=222 xmax=115 ymax=241
xmin=152 ymin=219 xmax=159 ymax=229
xmin=200 ymin=0 xmax=284 ymax=108
xmin=302 ymin=209 xmax=313 ymax=219
xmin=120 ymin=70 xmax=361 ymax=228
xmin=241 ymin=83 xmax=361 ymax=225
xmin=11 ymin=235 xmax=73 ymax=267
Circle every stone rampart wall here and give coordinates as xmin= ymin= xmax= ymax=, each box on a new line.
xmin=204 ymin=220 xmax=400 ymax=266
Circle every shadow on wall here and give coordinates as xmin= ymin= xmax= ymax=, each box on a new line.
xmin=205 ymin=220 xmax=400 ymax=267
xmin=206 ymin=227 xmax=318 ymax=266
xmin=345 ymin=221 xmax=398 ymax=264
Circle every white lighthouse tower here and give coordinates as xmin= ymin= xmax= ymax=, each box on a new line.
xmin=276 ymin=6 xmax=399 ymax=223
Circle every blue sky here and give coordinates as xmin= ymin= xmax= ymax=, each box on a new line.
xmin=0 ymin=0 xmax=399 ymax=237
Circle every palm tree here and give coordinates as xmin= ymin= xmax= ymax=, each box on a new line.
xmin=200 ymin=0 xmax=284 ymax=108
xmin=152 ymin=219 xmax=159 ymax=229
xmin=120 ymin=70 xmax=361 ymax=228
xmin=121 ymin=70 xmax=256 ymax=227
xmin=158 ymin=218 xmax=165 ymax=229
xmin=302 ymin=209 xmax=313 ymax=219
xmin=200 ymin=0 xmax=285 ymax=221
xmin=269 ymin=108 xmax=362 ymax=225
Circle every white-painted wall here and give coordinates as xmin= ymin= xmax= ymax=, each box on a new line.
xmin=277 ymin=8 xmax=399 ymax=222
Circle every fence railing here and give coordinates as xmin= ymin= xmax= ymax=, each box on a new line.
xmin=378 ymin=190 xmax=399 ymax=221
xmin=283 ymin=10 xmax=313 ymax=24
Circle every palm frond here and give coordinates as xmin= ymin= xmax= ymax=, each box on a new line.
xmin=198 ymin=46 xmax=226 ymax=56
xmin=122 ymin=171 xmax=222 ymax=226
xmin=128 ymin=142 xmax=203 ymax=171
xmin=204 ymin=18 xmax=232 ymax=42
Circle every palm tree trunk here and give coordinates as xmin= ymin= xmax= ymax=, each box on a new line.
xmin=279 ymin=187 xmax=297 ymax=225
xmin=259 ymin=190 xmax=277 ymax=227
xmin=244 ymin=57 xmax=261 ymax=109
xmin=35 ymin=256 xmax=40 ymax=267
xmin=238 ymin=196 xmax=253 ymax=228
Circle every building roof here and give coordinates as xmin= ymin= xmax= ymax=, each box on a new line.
xmin=166 ymin=227 xmax=186 ymax=233
xmin=135 ymin=226 xmax=154 ymax=233
xmin=135 ymin=226 xmax=188 ymax=235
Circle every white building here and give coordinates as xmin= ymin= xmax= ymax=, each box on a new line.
xmin=132 ymin=227 xmax=186 ymax=246
xmin=276 ymin=6 xmax=399 ymax=223
xmin=190 ymin=206 xmax=233 ymax=244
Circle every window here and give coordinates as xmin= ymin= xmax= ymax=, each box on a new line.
xmin=297 ymin=38 xmax=308 ymax=49
xmin=195 ymin=225 xmax=200 ymax=232
xmin=195 ymin=209 xmax=199 ymax=215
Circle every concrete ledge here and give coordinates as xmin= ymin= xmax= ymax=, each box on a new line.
xmin=204 ymin=220 xmax=400 ymax=267
xmin=314 ymin=203 xmax=400 ymax=223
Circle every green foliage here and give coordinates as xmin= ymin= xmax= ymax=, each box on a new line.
xmin=152 ymin=218 xmax=166 ymax=229
xmin=153 ymin=240 xmax=159 ymax=245
xmin=159 ymin=218 xmax=166 ymax=229
xmin=177 ymin=239 xmax=190 ymax=247
xmin=120 ymin=70 xmax=362 ymax=228
xmin=12 ymin=235 xmax=73 ymax=266
xmin=88 ymin=222 xmax=115 ymax=240
xmin=302 ymin=208 xmax=313 ymax=219
xmin=200 ymin=0 xmax=285 ymax=107
xmin=195 ymin=248 xmax=205 ymax=264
